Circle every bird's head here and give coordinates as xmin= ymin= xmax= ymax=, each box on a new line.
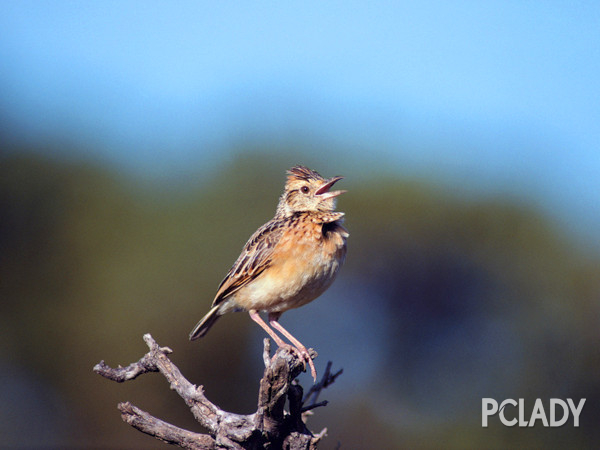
xmin=276 ymin=166 xmax=346 ymax=217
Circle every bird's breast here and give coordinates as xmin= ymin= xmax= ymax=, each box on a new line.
xmin=232 ymin=219 xmax=347 ymax=313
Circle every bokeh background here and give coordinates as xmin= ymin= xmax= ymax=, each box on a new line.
xmin=2 ymin=2 xmax=599 ymax=448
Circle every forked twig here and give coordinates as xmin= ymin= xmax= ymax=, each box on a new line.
xmin=94 ymin=334 xmax=341 ymax=449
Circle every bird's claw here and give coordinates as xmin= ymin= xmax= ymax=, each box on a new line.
xmin=274 ymin=344 xmax=317 ymax=382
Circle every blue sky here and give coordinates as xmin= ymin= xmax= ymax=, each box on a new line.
xmin=1 ymin=1 xmax=599 ymax=245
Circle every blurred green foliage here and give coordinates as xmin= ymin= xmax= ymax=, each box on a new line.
xmin=1 ymin=150 xmax=599 ymax=448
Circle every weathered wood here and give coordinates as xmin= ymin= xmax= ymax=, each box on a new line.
xmin=94 ymin=334 xmax=338 ymax=448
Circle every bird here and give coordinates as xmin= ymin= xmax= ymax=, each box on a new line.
xmin=189 ymin=165 xmax=348 ymax=381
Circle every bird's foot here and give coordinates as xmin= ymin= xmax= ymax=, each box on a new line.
xmin=304 ymin=352 xmax=318 ymax=382
xmin=274 ymin=343 xmax=317 ymax=382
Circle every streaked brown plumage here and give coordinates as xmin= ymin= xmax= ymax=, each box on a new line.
xmin=189 ymin=166 xmax=348 ymax=381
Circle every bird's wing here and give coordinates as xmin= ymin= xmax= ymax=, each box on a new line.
xmin=211 ymin=217 xmax=287 ymax=306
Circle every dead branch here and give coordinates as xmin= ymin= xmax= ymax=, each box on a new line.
xmin=93 ymin=334 xmax=340 ymax=449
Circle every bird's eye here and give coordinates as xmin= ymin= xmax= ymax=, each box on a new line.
xmin=301 ymin=186 xmax=310 ymax=194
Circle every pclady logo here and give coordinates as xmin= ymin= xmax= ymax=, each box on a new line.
xmin=482 ymin=398 xmax=585 ymax=427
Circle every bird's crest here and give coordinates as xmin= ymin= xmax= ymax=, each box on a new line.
xmin=286 ymin=166 xmax=324 ymax=183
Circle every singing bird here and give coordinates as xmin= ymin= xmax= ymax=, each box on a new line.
xmin=189 ymin=166 xmax=348 ymax=381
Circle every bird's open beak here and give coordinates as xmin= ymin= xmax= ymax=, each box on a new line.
xmin=315 ymin=176 xmax=346 ymax=200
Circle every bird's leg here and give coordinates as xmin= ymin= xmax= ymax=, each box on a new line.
xmin=249 ymin=310 xmax=308 ymax=371
xmin=248 ymin=310 xmax=289 ymax=348
xmin=268 ymin=312 xmax=317 ymax=382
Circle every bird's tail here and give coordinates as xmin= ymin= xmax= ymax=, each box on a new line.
xmin=189 ymin=305 xmax=222 ymax=340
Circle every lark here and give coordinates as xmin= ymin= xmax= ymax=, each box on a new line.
xmin=190 ymin=166 xmax=348 ymax=381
